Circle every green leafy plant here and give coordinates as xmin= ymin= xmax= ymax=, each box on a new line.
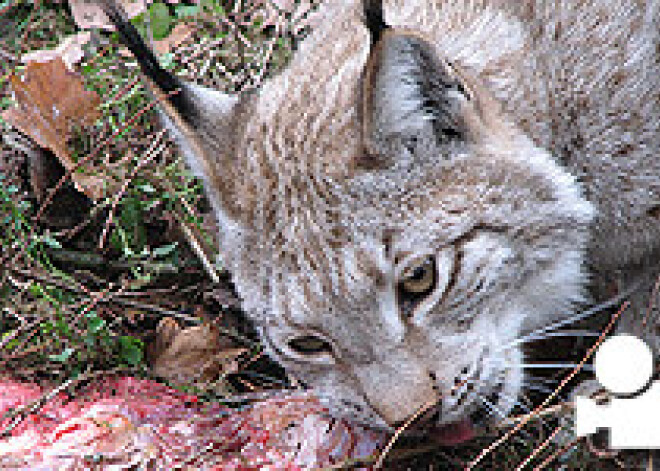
xmin=118 ymin=335 xmax=144 ymax=366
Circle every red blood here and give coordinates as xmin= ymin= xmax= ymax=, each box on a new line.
xmin=0 ymin=377 xmax=384 ymax=469
xmin=433 ymin=418 xmax=475 ymax=446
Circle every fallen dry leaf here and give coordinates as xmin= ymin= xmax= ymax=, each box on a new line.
xmin=154 ymin=22 xmax=194 ymax=54
xmin=119 ymin=23 xmax=194 ymax=57
xmin=149 ymin=317 xmax=245 ymax=388
xmin=68 ymin=0 xmax=146 ymax=30
xmin=2 ymin=58 xmax=106 ymax=200
xmin=21 ymin=31 xmax=91 ymax=71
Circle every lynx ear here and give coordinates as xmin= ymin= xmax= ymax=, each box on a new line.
xmin=361 ymin=28 xmax=472 ymax=163
xmin=102 ymin=1 xmax=243 ymax=220
xmin=363 ymin=0 xmax=389 ymax=43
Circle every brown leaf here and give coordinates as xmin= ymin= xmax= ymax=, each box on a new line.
xmin=153 ymin=22 xmax=194 ymax=54
xmin=21 ymin=31 xmax=91 ymax=71
xmin=123 ymin=307 xmax=146 ymax=325
xmin=150 ymin=317 xmax=245 ymax=388
xmin=68 ymin=0 xmax=146 ymax=30
xmin=2 ymin=58 xmax=106 ymax=200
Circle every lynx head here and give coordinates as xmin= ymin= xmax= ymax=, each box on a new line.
xmin=106 ymin=0 xmax=594 ymax=438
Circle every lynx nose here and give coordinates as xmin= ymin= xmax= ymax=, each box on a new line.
xmin=353 ymin=357 xmax=438 ymax=426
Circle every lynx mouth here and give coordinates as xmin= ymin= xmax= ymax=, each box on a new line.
xmin=401 ymin=407 xmax=476 ymax=445
xmin=430 ymin=418 xmax=475 ymax=445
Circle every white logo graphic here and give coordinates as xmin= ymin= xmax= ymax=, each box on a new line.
xmin=575 ymin=334 xmax=660 ymax=449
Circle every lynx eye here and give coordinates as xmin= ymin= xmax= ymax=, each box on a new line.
xmin=400 ymin=256 xmax=436 ymax=295
xmin=287 ymin=335 xmax=333 ymax=355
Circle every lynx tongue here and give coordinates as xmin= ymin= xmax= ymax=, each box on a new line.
xmin=432 ymin=418 xmax=475 ymax=445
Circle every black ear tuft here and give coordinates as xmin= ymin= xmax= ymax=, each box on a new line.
xmin=363 ymin=0 xmax=389 ymax=44
xmin=100 ymin=0 xmax=193 ymax=119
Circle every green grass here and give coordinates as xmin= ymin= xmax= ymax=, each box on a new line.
xmin=0 ymin=0 xmax=300 ymax=390
xmin=0 ymin=1 xmax=239 ymax=383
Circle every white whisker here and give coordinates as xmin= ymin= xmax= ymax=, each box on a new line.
xmin=511 ymin=329 xmax=599 ymax=346
xmin=484 ymin=358 xmax=594 ymax=371
xmin=495 ymin=291 xmax=630 ymax=355
xmin=520 ymin=363 xmax=593 ymax=371
xmin=474 ymin=394 xmax=504 ymax=421
xmin=522 ymin=382 xmax=555 ymax=395
xmin=525 ymin=375 xmax=564 ymax=385
xmin=476 ymin=394 xmax=535 ymax=441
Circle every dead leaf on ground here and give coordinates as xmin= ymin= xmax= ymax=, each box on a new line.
xmin=68 ymin=0 xmax=146 ymax=30
xmin=21 ymin=31 xmax=91 ymax=71
xmin=154 ymin=22 xmax=194 ymax=54
xmin=149 ymin=317 xmax=245 ymax=389
xmin=118 ymin=23 xmax=194 ymax=58
xmin=2 ymin=58 xmax=107 ymax=200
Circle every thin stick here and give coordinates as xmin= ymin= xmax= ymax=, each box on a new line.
xmin=156 ymin=176 xmax=220 ymax=283
xmin=466 ymin=301 xmax=629 ymax=470
xmin=0 ymin=366 xmax=135 ymax=438
xmin=374 ymin=398 xmax=437 ymax=469
xmin=515 ymin=424 xmax=564 ymax=471
xmin=32 ymin=89 xmax=180 ymax=224
xmin=532 ymin=437 xmax=581 ymax=471
xmin=98 ymin=128 xmax=168 ymax=249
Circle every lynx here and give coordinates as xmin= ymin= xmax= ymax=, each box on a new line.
xmin=103 ymin=0 xmax=660 ymax=442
